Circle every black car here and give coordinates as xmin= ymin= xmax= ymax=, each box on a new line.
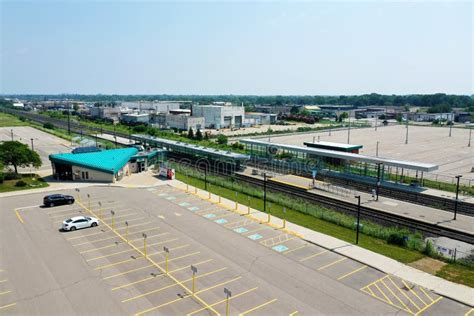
xmin=43 ymin=194 xmax=75 ymax=207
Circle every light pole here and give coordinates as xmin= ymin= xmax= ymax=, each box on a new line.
xmin=283 ymin=207 xmax=287 ymax=229
xmin=468 ymin=126 xmax=472 ymax=147
xmin=449 ymin=113 xmax=453 ymax=137
xmin=224 ymin=288 xmax=232 ymax=316
xmin=355 ymin=195 xmax=361 ymax=244
xmin=10 ymin=129 xmax=13 ymax=141
xmin=164 ymin=246 xmax=169 ymax=273
xmin=405 ymin=114 xmax=409 ymax=144
xmin=143 ymin=233 xmax=148 ymax=257
xmin=376 ymin=163 xmax=381 ymax=201
xmin=98 ymin=201 xmax=102 ymax=220
xmin=375 ymin=114 xmax=378 ymax=131
xmin=376 ymin=141 xmax=379 ymax=157
xmin=87 ymin=193 xmax=90 ymax=209
xmin=347 ymin=116 xmax=351 ymax=144
xmin=190 ymin=265 xmax=197 ymax=294
xmin=453 ymin=175 xmax=462 ymax=220
xmin=204 ymin=166 xmax=207 ymax=191
xmin=263 ymin=173 xmax=267 ymax=214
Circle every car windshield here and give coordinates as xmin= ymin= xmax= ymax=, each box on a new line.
xmin=66 ymin=219 xmax=73 ymax=223
xmin=85 ymin=217 xmax=91 ymax=220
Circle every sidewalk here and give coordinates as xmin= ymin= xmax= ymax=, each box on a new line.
xmin=169 ymin=179 xmax=474 ymax=307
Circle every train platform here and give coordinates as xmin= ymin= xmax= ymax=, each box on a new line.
xmin=248 ymin=172 xmax=474 ymax=236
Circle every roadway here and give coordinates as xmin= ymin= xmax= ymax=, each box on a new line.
xmin=1 ymin=185 xmax=471 ymax=315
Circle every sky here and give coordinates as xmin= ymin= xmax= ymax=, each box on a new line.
xmin=0 ymin=1 xmax=472 ymax=95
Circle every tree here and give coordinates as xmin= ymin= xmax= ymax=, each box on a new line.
xmin=195 ymin=128 xmax=203 ymax=141
xmin=0 ymin=141 xmax=42 ymax=174
xmin=338 ymin=112 xmax=349 ymax=122
xmin=216 ymin=134 xmax=228 ymax=145
xmin=187 ymin=127 xmax=194 ymax=139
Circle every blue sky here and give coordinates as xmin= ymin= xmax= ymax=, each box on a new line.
xmin=1 ymin=1 xmax=472 ymax=95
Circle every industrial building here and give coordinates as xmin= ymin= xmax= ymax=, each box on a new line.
xmin=245 ymin=112 xmax=278 ymax=125
xmin=121 ymin=113 xmax=150 ymax=124
xmin=165 ymin=114 xmax=204 ymax=131
xmin=49 ymin=147 xmax=164 ymax=182
xmin=192 ymin=104 xmax=244 ymax=129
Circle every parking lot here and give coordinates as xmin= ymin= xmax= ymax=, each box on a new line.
xmin=1 ymin=185 xmax=472 ymax=315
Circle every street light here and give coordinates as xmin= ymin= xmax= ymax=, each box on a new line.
xmin=355 ymin=195 xmax=361 ymax=244
xmin=143 ymin=233 xmax=148 ymax=257
xmin=163 ymin=246 xmax=169 ymax=273
xmin=190 ymin=265 xmax=198 ymax=294
xmin=224 ymin=288 xmax=232 ymax=316
xmin=468 ymin=126 xmax=472 ymax=147
xmin=263 ymin=173 xmax=267 ymax=215
xmin=453 ymin=175 xmax=462 ymax=220
xmin=376 ymin=141 xmax=379 ymax=157
xmin=87 ymin=193 xmax=90 ymax=209
xmin=98 ymin=201 xmax=102 ymax=220
xmin=204 ymin=166 xmax=208 ymax=191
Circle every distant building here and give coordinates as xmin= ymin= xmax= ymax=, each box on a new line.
xmin=121 ymin=101 xmax=184 ymax=113
xmin=455 ymin=112 xmax=471 ymax=123
xmin=406 ymin=112 xmax=454 ymax=122
xmin=89 ymin=106 xmax=121 ymax=121
xmin=192 ymin=105 xmax=244 ymax=129
xmin=121 ymin=113 xmax=150 ymax=124
xmin=245 ymin=112 xmax=277 ymax=125
xmin=12 ymin=102 xmax=24 ymax=108
xmin=165 ymin=114 xmax=204 ymax=131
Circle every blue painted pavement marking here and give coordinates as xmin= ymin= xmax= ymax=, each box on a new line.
xmin=214 ymin=219 xmax=228 ymax=224
xmin=179 ymin=202 xmax=191 ymax=207
xmin=204 ymin=213 xmax=216 ymax=219
xmin=248 ymin=234 xmax=263 ymax=240
xmin=272 ymin=245 xmax=289 ymax=252
xmin=188 ymin=207 xmax=200 ymax=212
xmin=233 ymin=227 xmax=249 ymax=234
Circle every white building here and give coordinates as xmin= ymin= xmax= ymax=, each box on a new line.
xmin=121 ymin=113 xmax=150 ymax=124
xmin=165 ymin=114 xmax=204 ymax=131
xmin=192 ymin=105 xmax=244 ymax=129
xmin=121 ymin=101 xmax=185 ymax=113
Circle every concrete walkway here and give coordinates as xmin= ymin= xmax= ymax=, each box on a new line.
xmin=169 ymin=179 xmax=474 ymax=307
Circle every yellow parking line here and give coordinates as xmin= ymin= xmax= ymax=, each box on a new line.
xmin=112 ymin=275 xmax=161 ymax=291
xmin=53 ymin=211 xmax=135 ymax=223
xmin=15 ymin=209 xmax=24 ymax=224
xmin=387 ymin=276 xmax=420 ymax=310
xmin=289 ymin=311 xmax=299 ymax=316
xmin=282 ymin=244 xmax=307 ymax=254
xmin=299 ymin=250 xmax=329 ymax=262
xmin=361 ymin=274 xmax=388 ymax=290
xmin=67 ymin=230 xmax=110 ymax=240
xmin=373 ymin=283 xmax=393 ymax=305
xmin=72 ymin=227 xmax=163 ymax=247
xmin=419 ymin=287 xmax=435 ymax=302
xmin=103 ymin=264 xmax=154 ymax=280
xmin=134 ymin=296 xmax=184 ymax=316
xmin=0 ymin=279 xmax=7 ymax=283
xmin=414 ymin=297 xmax=443 ymax=316
xmin=195 ymin=276 xmax=242 ymax=295
xmin=83 ymin=235 xmax=175 ymax=256
xmin=187 ymin=287 xmax=259 ymax=316
xmin=87 ymin=240 xmax=183 ymax=262
xmin=0 ymin=302 xmax=17 ymax=310
xmin=243 ymin=226 xmax=266 ymax=235
xmin=239 ymin=298 xmax=278 ymax=316
xmin=317 ymin=257 xmax=347 ymax=271
xmin=464 ymin=308 xmax=474 ymax=316
xmin=95 ymin=257 xmax=140 ymax=270
xmin=0 ymin=290 xmax=11 ymax=296
xmin=379 ymin=279 xmax=412 ymax=314
xmin=337 ymin=265 xmax=367 ymax=280
xmin=402 ymin=280 xmax=427 ymax=306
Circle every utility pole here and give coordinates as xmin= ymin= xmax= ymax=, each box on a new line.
xmin=405 ymin=114 xmax=409 ymax=144
xmin=449 ymin=113 xmax=453 ymax=137
xmin=113 ymin=122 xmax=117 ymax=148
xmin=376 ymin=163 xmax=381 ymax=201
xmin=453 ymin=175 xmax=462 ymax=220
xmin=468 ymin=126 xmax=472 ymax=147
xmin=375 ymin=114 xmax=378 ymax=131
xmin=204 ymin=166 xmax=208 ymax=191
xmin=10 ymin=129 xmax=13 ymax=141
xmin=355 ymin=195 xmax=361 ymax=244
xmin=67 ymin=109 xmax=71 ymax=135
xmin=376 ymin=141 xmax=379 ymax=157
xmin=347 ymin=116 xmax=351 ymax=144
xmin=263 ymin=173 xmax=267 ymax=214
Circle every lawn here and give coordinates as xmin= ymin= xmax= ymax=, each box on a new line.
xmin=0 ymin=112 xmax=27 ymax=127
xmin=436 ymin=263 xmax=474 ymax=288
xmin=0 ymin=174 xmax=49 ymax=193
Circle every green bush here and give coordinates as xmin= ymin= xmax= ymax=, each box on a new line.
xmin=217 ymin=134 xmax=228 ymax=145
xmin=4 ymin=173 xmax=20 ymax=180
xmin=423 ymin=240 xmax=436 ymax=256
xmin=15 ymin=180 xmax=27 ymax=187
xmin=387 ymin=233 xmax=408 ymax=247
xmin=43 ymin=122 xmax=55 ymax=129
xmin=0 ymin=173 xmax=4 ymax=183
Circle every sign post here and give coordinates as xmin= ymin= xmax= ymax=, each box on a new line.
xmin=125 ymin=221 xmax=129 ymax=242
xmin=164 ymin=246 xmax=169 ymax=273
xmin=190 ymin=265 xmax=197 ymax=294
xmin=110 ymin=210 xmax=115 ymax=230
xmin=224 ymin=288 xmax=232 ymax=316
xmin=143 ymin=233 xmax=147 ymax=257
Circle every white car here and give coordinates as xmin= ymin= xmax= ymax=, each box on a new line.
xmin=61 ymin=216 xmax=99 ymax=231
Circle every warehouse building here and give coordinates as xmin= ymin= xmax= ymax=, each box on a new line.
xmin=192 ymin=104 xmax=244 ymax=129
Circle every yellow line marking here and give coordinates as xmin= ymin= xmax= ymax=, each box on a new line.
xmin=374 ymin=283 xmax=393 ymax=305
xmin=195 ymin=276 xmax=242 ymax=295
xmin=103 ymin=264 xmax=154 ymax=280
xmin=366 ymin=287 xmax=375 ymax=297
xmin=113 ymin=275 xmax=161 ymax=291
xmin=53 ymin=211 xmax=135 ymax=223
xmin=91 ymin=243 xmax=188 ymax=264
xmin=134 ymin=296 xmax=185 ymax=316
xmin=243 ymin=226 xmax=267 ymax=235
xmin=317 ymin=257 xmax=347 ymax=271
xmin=0 ymin=302 xmax=17 ymax=310
xmin=282 ymin=244 xmax=308 ymax=254
xmin=15 ymin=209 xmax=24 ymax=224
xmin=84 ymin=235 xmax=177 ymax=257
xmin=414 ymin=297 xmax=443 ymax=316
xmin=387 ymin=276 xmax=420 ymax=310
xmin=402 ymin=280 xmax=427 ymax=306
xmin=239 ymin=298 xmax=278 ymax=316
xmin=0 ymin=279 xmax=7 ymax=283
xmin=0 ymin=290 xmax=11 ymax=296
xmin=72 ymin=227 xmax=163 ymax=247
xmin=187 ymin=287 xmax=259 ymax=316
xmin=289 ymin=311 xmax=299 ymax=316
xmin=337 ymin=265 xmax=368 ymax=280
xmin=67 ymin=221 xmax=151 ymax=241
xmin=299 ymin=250 xmax=329 ymax=262
xmin=464 ymin=308 xmax=474 ymax=316
xmin=361 ymin=274 xmax=389 ymax=290
xmin=380 ymin=279 xmax=412 ymax=314
xmin=419 ymin=287 xmax=435 ymax=303
xmin=76 ymin=201 xmax=218 ymax=316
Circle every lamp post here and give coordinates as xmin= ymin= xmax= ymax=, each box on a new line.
xmin=263 ymin=173 xmax=267 ymax=214
xmin=453 ymin=175 xmax=462 ymax=220
xmin=375 ymin=114 xmax=378 ymax=131
xmin=98 ymin=201 xmax=102 ymax=220
xmin=143 ymin=233 xmax=148 ymax=257
xmin=163 ymin=246 xmax=169 ymax=273
xmin=347 ymin=116 xmax=351 ymax=144
xmin=449 ymin=113 xmax=453 ymax=137
xmin=376 ymin=141 xmax=379 ymax=157
xmin=405 ymin=114 xmax=409 ymax=144
xmin=468 ymin=126 xmax=472 ymax=147
xmin=224 ymin=288 xmax=232 ymax=316
xmin=190 ymin=265 xmax=197 ymax=294
xmin=355 ymin=195 xmax=361 ymax=244
xmin=87 ymin=193 xmax=90 ymax=209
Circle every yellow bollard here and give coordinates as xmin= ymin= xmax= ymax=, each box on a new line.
xmin=247 ymin=205 xmax=250 ymax=215
xmin=283 ymin=218 xmax=286 ymax=229
xmin=192 ymin=273 xmax=196 ymax=294
xmin=267 ymin=213 xmax=271 ymax=223
xmin=186 ymin=184 xmax=189 ymax=193
xmin=194 ymin=187 xmax=197 ymax=194
xmin=144 ymin=238 xmax=147 ymax=257
xmin=208 ymin=191 xmax=211 ymax=200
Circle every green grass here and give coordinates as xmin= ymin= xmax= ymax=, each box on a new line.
xmin=0 ymin=112 xmax=27 ymax=127
xmin=176 ymin=172 xmax=424 ymax=263
xmin=0 ymin=174 xmax=49 ymax=193
xmin=436 ymin=263 xmax=474 ymax=288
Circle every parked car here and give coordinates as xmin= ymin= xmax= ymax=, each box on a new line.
xmin=43 ymin=194 xmax=75 ymax=207
xmin=61 ymin=216 xmax=99 ymax=231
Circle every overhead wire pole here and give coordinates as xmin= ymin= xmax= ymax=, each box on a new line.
xmin=67 ymin=109 xmax=71 ymax=135
xmin=405 ymin=113 xmax=409 ymax=144
xmin=263 ymin=173 xmax=267 ymax=214
xmin=347 ymin=116 xmax=351 ymax=144
xmin=355 ymin=195 xmax=361 ymax=244
xmin=453 ymin=175 xmax=462 ymax=220
xmin=449 ymin=112 xmax=453 ymax=137
xmin=468 ymin=126 xmax=472 ymax=147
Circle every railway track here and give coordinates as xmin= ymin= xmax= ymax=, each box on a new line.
xmin=235 ymin=173 xmax=474 ymax=244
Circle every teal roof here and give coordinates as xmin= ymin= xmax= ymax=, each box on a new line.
xmin=49 ymin=148 xmax=138 ymax=174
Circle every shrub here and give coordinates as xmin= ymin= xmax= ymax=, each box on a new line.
xmin=43 ymin=122 xmax=55 ymax=129
xmin=4 ymin=173 xmax=20 ymax=180
xmin=0 ymin=173 xmax=4 ymax=183
xmin=387 ymin=233 xmax=407 ymax=247
xmin=217 ymin=134 xmax=228 ymax=145
xmin=15 ymin=180 xmax=27 ymax=187
xmin=423 ymin=240 xmax=436 ymax=256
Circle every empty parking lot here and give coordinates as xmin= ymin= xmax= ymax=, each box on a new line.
xmin=1 ymin=185 xmax=472 ymax=315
